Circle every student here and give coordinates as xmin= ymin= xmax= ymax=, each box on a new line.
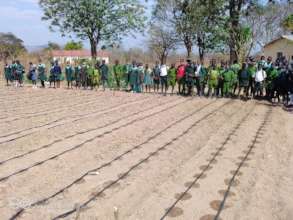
xmin=238 ymin=62 xmax=250 ymax=98
xmin=80 ymin=62 xmax=88 ymax=89
xmin=4 ymin=63 xmax=12 ymax=86
xmin=221 ymin=62 xmax=234 ymax=97
xmin=74 ymin=62 xmax=82 ymax=89
xmin=168 ymin=63 xmax=177 ymax=95
xmin=160 ymin=63 xmax=168 ymax=95
xmin=176 ymin=59 xmax=186 ymax=95
xmin=129 ymin=61 xmax=137 ymax=92
xmin=136 ymin=63 xmax=144 ymax=93
xmin=49 ymin=62 xmax=55 ymax=88
xmin=152 ymin=61 xmax=161 ymax=93
xmin=100 ymin=60 xmax=109 ymax=91
xmin=15 ymin=60 xmax=25 ymax=87
xmin=65 ymin=61 xmax=74 ymax=89
xmin=185 ymin=60 xmax=195 ymax=96
xmin=144 ymin=64 xmax=153 ymax=93
xmin=37 ymin=60 xmax=47 ymax=88
xmin=53 ymin=61 xmax=62 ymax=88
xmin=91 ymin=61 xmax=101 ymax=90
xmin=253 ymin=64 xmax=267 ymax=98
xmin=113 ymin=60 xmax=123 ymax=90
xmin=28 ymin=62 xmax=37 ymax=89
xmin=207 ymin=61 xmax=219 ymax=97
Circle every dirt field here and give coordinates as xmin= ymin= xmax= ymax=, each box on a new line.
xmin=0 ymin=86 xmax=293 ymax=220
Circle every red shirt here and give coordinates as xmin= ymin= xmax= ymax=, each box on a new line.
xmin=177 ymin=64 xmax=186 ymax=80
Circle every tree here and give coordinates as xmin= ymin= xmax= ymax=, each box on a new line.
xmin=189 ymin=0 xmax=227 ymax=62
xmin=46 ymin=41 xmax=61 ymax=50
xmin=0 ymin=32 xmax=26 ymax=62
xmin=244 ymin=1 xmax=293 ymax=52
xmin=152 ymin=0 xmax=226 ymax=62
xmin=283 ymin=14 xmax=293 ymax=32
xmin=40 ymin=0 xmax=146 ymax=59
xmin=148 ymin=24 xmax=178 ymax=64
xmin=64 ymin=41 xmax=83 ymax=50
xmin=152 ymin=0 xmax=195 ymax=58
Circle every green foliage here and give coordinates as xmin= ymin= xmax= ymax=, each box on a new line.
xmin=39 ymin=0 xmax=146 ymax=58
xmin=283 ymin=14 xmax=293 ymax=31
xmin=45 ymin=41 xmax=61 ymax=51
xmin=64 ymin=41 xmax=83 ymax=50
xmin=0 ymin=32 xmax=26 ymax=62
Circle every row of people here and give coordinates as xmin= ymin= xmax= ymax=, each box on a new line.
xmin=3 ymin=56 xmax=293 ymax=102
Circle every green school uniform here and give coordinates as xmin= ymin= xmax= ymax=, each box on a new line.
xmin=168 ymin=67 xmax=177 ymax=87
xmin=65 ymin=65 xmax=74 ymax=82
xmin=4 ymin=65 xmax=12 ymax=81
xmin=221 ymin=69 xmax=234 ymax=95
xmin=208 ymin=69 xmax=219 ymax=89
xmin=37 ymin=64 xmax=47 ymax=81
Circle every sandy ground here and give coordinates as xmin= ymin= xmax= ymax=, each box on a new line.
xmin=0 ymin=85 xmax=292 ymax=220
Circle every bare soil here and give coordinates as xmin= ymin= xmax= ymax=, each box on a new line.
xmin=0 ymin=86 xmax=292 ymax=220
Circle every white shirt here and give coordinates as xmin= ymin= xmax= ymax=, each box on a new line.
xmin=254 ymin=70 xmax=266 ymax=82
xmin=195 ymin=65 xmax=201 ymax=77
xmin=160 ymin=65 xmax=168 ymax=77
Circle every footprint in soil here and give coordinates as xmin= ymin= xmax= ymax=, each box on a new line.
xmin=199 ymin=165 xmax=213 ymax=171
xmin=218 ymin=189 xmax=236 ymax=198
xmin=193 ymin=173 xmax=207 ymax=179
xmin=199 ymin=214 xmax=222 ymax=220
xmin=166 ymin=206 xmax=184 ymax=218
xmin=230 ymin=170 xmax=243 ymax=176
xmin=184 ymin=181 xmax=200 ymax=188
xmin=210 ymin=200 xmax=231 ymax=211
xmin=224 ymin=178 xmax=240 ymax=187
xmin=174 ymin=192 xmax=192 ymax=201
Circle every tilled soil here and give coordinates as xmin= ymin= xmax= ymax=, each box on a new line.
xmin=0 ymin=86 xmax=292 ymax=220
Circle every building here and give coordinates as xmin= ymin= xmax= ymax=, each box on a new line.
xmin=263 ymin=35 xmax=293 ymax=61
xmin=51 ymin=50 xmax=110 ymax=64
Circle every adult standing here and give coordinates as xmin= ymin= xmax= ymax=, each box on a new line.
xmin=100 ymin=60 xmax=109 ymax=91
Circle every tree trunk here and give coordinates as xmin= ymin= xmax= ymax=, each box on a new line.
xmin=89 ymin=38 xmax=97 ymax=60
xmin=228 ymin=0 xmax=242 ymax=64
xmin=197 ymin=34 xmax=205 ymax=64
xmin=184 ymin=36 xmax=192 ymax=59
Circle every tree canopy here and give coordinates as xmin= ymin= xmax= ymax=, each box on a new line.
xmin=0 ymin=32 xmax=26 ymax=62
xmin=40 ymin=0 xmax=146 ymax=59
xmin=64 ymin=41 xmax=83 ymax=50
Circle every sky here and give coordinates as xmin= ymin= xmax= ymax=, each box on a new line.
xmin=0 ymin=0 xmax=154 ymax=50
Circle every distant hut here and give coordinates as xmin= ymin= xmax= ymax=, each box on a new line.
xmin=263 ymin=35 xmax=293 ymax=61
xmin=51 ymin=50 xmax=110 ymax=64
